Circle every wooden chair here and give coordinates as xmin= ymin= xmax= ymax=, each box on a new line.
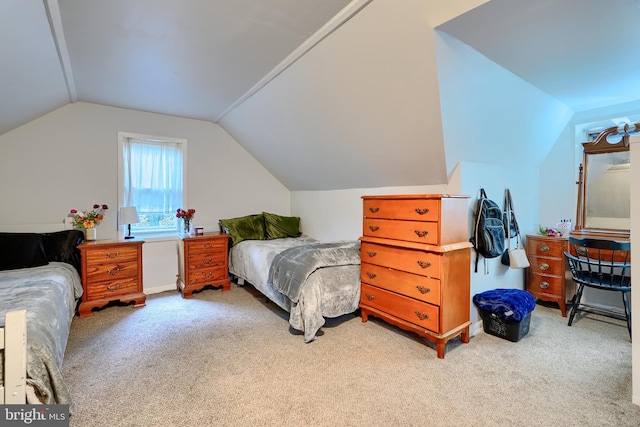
xmin=565 ymin=237 xmax=631 ymax=339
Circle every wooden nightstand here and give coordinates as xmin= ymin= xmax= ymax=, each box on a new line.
xmin=177 ymin=232 xmax=230 ymax=298
xmin=77 ymin=239 xmax=146 ymax=318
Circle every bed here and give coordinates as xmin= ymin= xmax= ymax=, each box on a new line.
xmin=221 ymin=213 xmax=361 ymax=342
xmin=0 ymin=229 xmax=84 ymax=407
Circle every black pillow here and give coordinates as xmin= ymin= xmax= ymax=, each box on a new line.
xmin=0 ymin=232 xmax=50 ymax=271
xmin=42 ymin=230 xmax=84 ymax=273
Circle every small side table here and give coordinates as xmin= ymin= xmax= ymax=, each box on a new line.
xmin=525 ymin=234 xmax=569 ymax=316
xmin=78 ymin=239 xmax=146 ymax=317
xmin=177 ymin=232 xmax=230 ymax=298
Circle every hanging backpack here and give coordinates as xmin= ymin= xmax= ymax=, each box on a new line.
xmin=470 ymin=188 xmax=506 ymax=273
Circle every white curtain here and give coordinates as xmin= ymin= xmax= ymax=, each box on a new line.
xmin=123 ymin=138 xmax=183 ymax=229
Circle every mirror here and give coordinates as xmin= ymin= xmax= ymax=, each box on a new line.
xmin=574 ymin=124 xmax=634 ymax=237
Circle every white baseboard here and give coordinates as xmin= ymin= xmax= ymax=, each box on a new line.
xmin=144 ymin=283 xmax=177 ymax=295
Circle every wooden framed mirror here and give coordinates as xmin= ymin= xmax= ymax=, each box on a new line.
xmin=574 ymin=124 xmax=635 ymax=238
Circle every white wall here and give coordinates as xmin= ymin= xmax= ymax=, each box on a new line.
xmin=0 ymin=102 xmax=290 ymax=293
xmin=629 ymin=134 xmax=639 ymax=406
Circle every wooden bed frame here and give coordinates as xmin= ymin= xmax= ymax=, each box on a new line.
xmin=0 ymin=310 xmax=27 ymax=404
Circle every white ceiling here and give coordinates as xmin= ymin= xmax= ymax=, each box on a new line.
xmin=1 ymin=0 xmax=639 ymax=189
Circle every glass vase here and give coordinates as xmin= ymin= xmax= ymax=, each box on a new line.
xmin=84 ymin=227 xmax=97 ymax=241
xmin=183 ymin=220 xmax=192 ymax=235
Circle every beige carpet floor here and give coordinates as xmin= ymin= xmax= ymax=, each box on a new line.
xmin=63 ymin=283 xmax=640 ymax=426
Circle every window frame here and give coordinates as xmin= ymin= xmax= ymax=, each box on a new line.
xmin=117 ymin=131 xmax=188 ymax=237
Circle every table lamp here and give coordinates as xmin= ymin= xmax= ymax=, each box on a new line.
xmin=119 ymin=207 xmax=140 ymax=239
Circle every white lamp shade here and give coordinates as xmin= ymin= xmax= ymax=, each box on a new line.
xmin=119 ymin=207 xmax=140 ymax=225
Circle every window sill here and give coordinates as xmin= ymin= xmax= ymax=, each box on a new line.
xmin=131 ymin=233 xmax=180 ymax=243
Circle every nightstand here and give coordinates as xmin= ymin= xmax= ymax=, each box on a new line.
xmin=177 ymin=232 xmax=230 ymax=298
xmin=77 ymin=239 xmax=146 ymax=317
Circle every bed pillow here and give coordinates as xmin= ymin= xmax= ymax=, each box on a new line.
xmin=0 ymin=232 xmax=50 ymax=271
xmin=219 ymin=214 xmax=266 ymax=246
xmin=42 ymin=230 xmax=85 ymax=273
xmin=263 ymin=212 xmax=301 ymax=239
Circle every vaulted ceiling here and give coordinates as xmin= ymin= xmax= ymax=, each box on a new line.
xmin=2 ymin=0 xmax=639 ymax=190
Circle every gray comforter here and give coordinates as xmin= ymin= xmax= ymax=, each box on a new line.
xmin=269 ymin=241 xmax=361 ymax=303
xmin=0 ymin=262 xmax=82 ymax=407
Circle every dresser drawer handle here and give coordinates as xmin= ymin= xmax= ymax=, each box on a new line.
xmin=539 ymin=245 xmax=550 ymax=253
xmin=366 ymin=272 xmax=376 ymax=279
xmin=576 ymin=247 xmax=588 ymax=256
xmin=369 ymin=226 xmax=379 ymax=232
xmin=107 ymin=284 xmax=121 ymax=292
xmin=365 ymin=293 xmax=376 ymax=301
xmin=106 ymin=251 xmax=120 ymax=258
xmin=416 ymin=286 xmax=431 ymax=294
xmin=368 ymin=207 xmax=379 ymax=213
xmin=415 ymin=311 xmax=429 ymax=320
xmin=417 ymin=260 xmax=431 ymax=268
xmin=366 ymin=251 xmax=377 ymax=257
xmin=415 ymin=208 xmax=429 ymax=215
xmin=107 ymin=267 xmax=120 ymax=276
xmin=414 ymin=230 xmax=428 ymax=238
xmin=539 ymin=281 xmax=550 ymax=289
xmin=202 ymin=272 xmax=213 ymax=278
xmin=539 ymin=263 xmax=550 ymax=271
xmin=203 ymin=243 xmax=213 ymax=248
xmin=203 ymin=257 xmax=213 ymax=264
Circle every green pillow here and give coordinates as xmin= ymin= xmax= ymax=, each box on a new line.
xmin=219 ymin=214 xmax=266 ymax=245
xmin=263 ymin=212 xmax=301 ymax=239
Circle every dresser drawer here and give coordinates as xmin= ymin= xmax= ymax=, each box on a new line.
xmin=187 ymin=252 xmax=226 ymax=270
xmin=528 ymin=256 xmax=565 ymax=276
xmin=363 ymin=218 xmax=438 ymax=245
xmin=361 ymin=242 xmax=440 ymax=278
xmin=187 ymin=267 xmax=227 ymax=285
xmin=84 ymin=245 xmax=139 ymax=265
xmin=528 ymin=272 xmax=563 ymax=297
xmin=85 ymin=277 xmax=139 ymax=300
xmin=85 ymin=261 xmax=138 ymax=283
xmin=186 ymin=239 xmax=228 ymax=255
xmin=363 ymin=198 xmax=439 ymax=222
xmin=526 ymin=237 xmax=566 ymax=258
xmin=360 ymin=262 xmax=440 ymax=305
xmin=360 ymin=283 xmax=439 ymax=332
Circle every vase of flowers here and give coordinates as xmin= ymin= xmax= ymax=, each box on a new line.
xmin=176 ymin=208 xmax=196 ymax=235
xmin=69 ymin=204 xmax=108 ymax=240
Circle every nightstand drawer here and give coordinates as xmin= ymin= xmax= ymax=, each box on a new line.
xmin=360 ymin=283 xmax=439 ymax=332
xmin=187 ymin=253 xmax=226 ymax=270
xmin=85 ymin=278 xmax=139 ymax=300
xmin=360 ymin=262 xmax=441 ymax=305
xmin=188 ymin=267 xmax=227 ymax=285
xmin=83 ymin=245 xmax=139 ymax=265
xmin=528 ymin=273 xmax=563 ymax=297
xmin=526 ymin=237 xmax=565 ymax=258
xmin=528 ymin=257 xmax=565 ymax=276
xmin=85 ymin=261 xmax=138 ymax=283
xmin=187 ymin=239 xmax=228 ymax=255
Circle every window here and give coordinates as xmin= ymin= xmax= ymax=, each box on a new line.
xmin=118 ymin=132 xmax=187 ymax=235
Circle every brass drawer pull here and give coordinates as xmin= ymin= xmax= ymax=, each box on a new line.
xmin=415 ymin=208 xmax=429 ymax=215
xmin=416 ymin=286 xmax=431 ymax=294
xmin=369 ymin=226 xmax=379 ymax=232
xmin=203 ymin=243 xmax=214 ymax=248
xmin=107 ymin=284 xmax=121 ymax=292
xmin=417 ymin=260 xmax=431 ymax=268
xmin=369 ymin=207 xmax=379 ymax=213
xmin=539 ymin=245 xmax=550 ymax=253
xmin=538 ymin=262 xmax=550 ymax=271
xmin=366 ymin=272 xmax=376 ymax=279
xmin=539 ymin=281 xmax=550 ymax=289
xmin=576 ymin=247 xmax=588 ymax=256
xmin=365 ymin=293 xmax=376 ymax=301
xmin=203 ymin=257 xmax=213 ymax=264
xmin=414 ymin=230 xmax=428 ymax=238
xmin=106 ymin=251 xmax=120 ymax=258
xmin=366 ymin=251 xmax=377 ymax=257
xmin=415 ymin=311 xmax=429 ymax=320
xmin=107 ymin=267 xmax=120 ymax=276
xmin=202 ymin=272 xmax=213 ymax=278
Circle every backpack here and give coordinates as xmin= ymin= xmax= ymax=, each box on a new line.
xmin=470 ymin=188 xmax=506 ymax=272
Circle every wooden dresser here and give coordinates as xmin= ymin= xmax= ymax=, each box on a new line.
xmin=359 ymin=194 xmax=472 ymax=359
xmin=177 ymin=232 xmax=230 ymax=298
xmin=525 ymin=234 xmax=569 ymax=317
xmin=78 ymin=239 xmax=146 ymax=318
